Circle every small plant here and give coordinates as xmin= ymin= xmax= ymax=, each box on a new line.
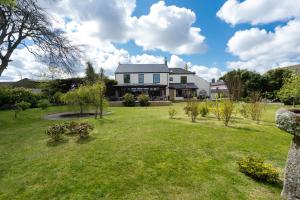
xmin=199 ymin=102 xmax=209 ymax=117
xmin=184 ymin=101 xmax=199 ymax=122
xmin=64 ymin=121 xmax=79 ymax=135
xmin=237 ymin=155 xmax=280 ymax=184
xmin=168 ymin=107 xmax=177 ymax=119
xmin=239 ymin=102 xmax=250 ymax=118
xmin=123 ymin=93 xmax=135 ymax=106
xmin=46 ymin=124 xmax=65 ymax=141
xmin=38 ymin=99 xmax=51 ymax=110
xmin=220 ymin=100 xmax=234 ymax=126
xmin=76 ymin=122 xmax=94 ymax=139
xmin=13 ymin=101 xmax=31 ymax=119
xmin=249 ymin=102 xmax=266 ymax=124
xmin=138 ymin=94 xmax=150 ymax=106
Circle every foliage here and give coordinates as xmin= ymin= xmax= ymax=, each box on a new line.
xmin=138 ymin=94 xmax=150 ymax=106
xmin=277 ymin=73 xmax=300 ymax=107
xmin=248 ymin=102 xmax=266 ymax=124
xmin=209 ymin=95 xmax=222 ymax=120
xmin=60 ymin=85 xmax=90 ymax=114
xmin=239 ymin=102 xmax=250 ymax=118
xmin=123 ymin=93 xmax=135 ymax=106
xmin=37 ymin=99 xmax=51 ymax=110
xmin=0 ymin=0 xmax=16 ymax=6
xmin=76 ymin=122 xmax=94 ymax=139
xmin=168 ymin=107 xmax=177 ymax=119
xmin=13 ymin=101 xmax=30 ymax=119
xmin=219 ymin=100 xmax=234 ymax=126
xmin=237 ymin=156 xmax=280 ymax=184
xmin=85 ymin=61 xmax=98 ymax=85
xmin=199 ymin=102 xmax=209 ymax=117
xmin=184 ymin=101 xmax=199 ymax=122
xmin=220 ymin=69 xmax=243 ymax=101
xmin=45 ymin=124 xmax=65 ymax=141
xmin=89 ymin=81 xmax=108 ymax=119
xmin=52 ymin=91 xmax=63 ymax=105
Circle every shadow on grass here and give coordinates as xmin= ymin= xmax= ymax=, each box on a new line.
xmin=96 ymin=117 xmax=115 ymax=125
xmin=228 ymin=125 xmax=262 ymax=133
xmin=46 ymin=138 xmax=69 ymax=146
xmin=75 ymin=136 xmax=96 ymax=144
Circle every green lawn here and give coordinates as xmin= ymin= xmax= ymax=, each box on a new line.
xmin=0 ymin=103 xmax=295 ymax=199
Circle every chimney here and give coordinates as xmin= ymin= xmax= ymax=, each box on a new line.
xmin=164 ymin=57 xmax=168 ymax=65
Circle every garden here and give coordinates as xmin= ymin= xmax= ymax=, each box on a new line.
xmin=0 ymin=99 xmax=298 ymax=199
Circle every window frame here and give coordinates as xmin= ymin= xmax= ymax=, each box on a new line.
xmin=124 ymin=74 xmax=130 ymax=84
xmin=153 ymin=74 xmax=160 ymax=84
xmin=138 ymin=73 xmax=144 ymax=84
xmin=181 ymin=76 xmax=187 ymax=84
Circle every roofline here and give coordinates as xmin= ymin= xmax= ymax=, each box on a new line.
xmin=115 ymin=72 xmax=169 ymax=74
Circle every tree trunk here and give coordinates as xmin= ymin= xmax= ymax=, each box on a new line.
xmin=293 ymin=98 xmax=295 ymax=108
xmin=0 ymin=62 xmax=8 ymax=76
xmin=94 ymin=106 xmax=98 ymax=119
xmin=99 ymin=97 xmax=103 ymax=119
xmin=80 ymin=104 xmax=83 ymax=116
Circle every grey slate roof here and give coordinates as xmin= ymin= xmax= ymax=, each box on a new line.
xmin=169 ymin=68 xmax=195 ymax=74
xmin=169 ymin=83 xmax=198 ymax=89
xmin=115 ymin=64 xmax=169 ymax=73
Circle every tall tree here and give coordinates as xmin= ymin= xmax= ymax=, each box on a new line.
xmin=85 ymin=61 xmax=97 ymax=84
xmin=220 ymin=69 xmax=243 ymax=101
xmin=277 ymin=73 xmax=300 ymax=107
xmin=0 ymin=0 xmax=80 ymax=76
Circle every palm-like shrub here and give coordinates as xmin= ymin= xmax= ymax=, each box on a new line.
xmin=199 ymin=102 xmax=209 ymax=117
xmin=168 ymin=107 xmax=177 ymax=119
xmin=220 ymin=100 xmax=234 ymax=126
xmin=184 ymin=101 xmax=199 ymax=122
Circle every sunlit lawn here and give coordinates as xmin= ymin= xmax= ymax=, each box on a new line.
xmin=0 ymin=103 xmax=297 ymax=199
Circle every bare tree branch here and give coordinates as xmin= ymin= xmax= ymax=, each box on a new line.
xmin=0 ymin=0 xmax=81 ymax=76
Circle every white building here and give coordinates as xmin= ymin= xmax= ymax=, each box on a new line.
xmin=114 ymin=60 xmax=209 ymax=100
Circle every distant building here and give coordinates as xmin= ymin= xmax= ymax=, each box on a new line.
xmin=210 ymin=81 xmax=229 ymax=100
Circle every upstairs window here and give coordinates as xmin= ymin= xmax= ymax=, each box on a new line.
xmin=124 ymin=74 xmax=130 ymax=84
xmin=138 ymin=74 xmax=144 ymax=84
xmin=153 ymin=74 xmax=160 ymax=84
xmin=181 ymin=76 xmax=187 ymax=84
xmin=169 ymin=77 xmax=173 ymax=82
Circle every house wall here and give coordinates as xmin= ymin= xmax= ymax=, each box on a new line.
xmin=169 ymin=74 xmax=210 ymax=96
xmin=115 ymin=73 xmax=168 ymax=85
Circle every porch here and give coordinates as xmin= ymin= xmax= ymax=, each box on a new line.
xmin=169 ymin=83 xmax=198 ymax=101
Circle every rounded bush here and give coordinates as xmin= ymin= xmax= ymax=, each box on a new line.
xmin=138 ymin=94 xmax=150 ymax=106
xmin=38 ymin=99 xmax=51 ymax=110
xmin=122 ymin=93 xmax=135 ymax=106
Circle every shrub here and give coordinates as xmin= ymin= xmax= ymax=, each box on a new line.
xmin=76 ymin=122 xmax=94 ymax=139
xmin=209 ymin=101 xmax=221 ymax=120
xmin=64 ymin=121 xmax=79 ymax=135
xmin=168 ymin=107 xmax=177 ymax=119
xmin=199 ymin=103 xmax=209 ymax=117
xmin=123 ymin=93 xmax=135 ymax=106
xmin=220 ymin=100 xmax=234 ymax=126
xmin=239 ymin=102 xmax=250 ymax=118
xmin=52 ymin=91 xmax=63 ymax=105
xmin=138 ymin=94 xmax=150 ymax=106
xmin=16 ymin=101 xmax=31 ymax=110
xmin=248 ymin=102 xmax=266 ymax=124
xmin=46 ymin=124 xmax=65 ymax=141
xmin=184 ymin=101 xmax=199 ymax=122
xmin=237 ymin=156 xmax=280 ymax=184
xmin=38 ymin=99 xmax=51 ymax=110
xmin=11 ymin=87 xmax=40 ymax=108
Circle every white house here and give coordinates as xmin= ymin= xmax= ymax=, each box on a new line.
xmin=114 ymin=59 xmax=209 ymax=100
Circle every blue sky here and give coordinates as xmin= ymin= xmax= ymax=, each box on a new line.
xmin=1 ymin=0 xmax=300 ymax=81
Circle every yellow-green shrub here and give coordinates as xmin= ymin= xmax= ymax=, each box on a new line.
xmin=237 ymin=156 xmax=280 ymax=184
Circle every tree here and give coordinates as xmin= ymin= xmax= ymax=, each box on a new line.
xmin=277 ymin=74 xmax=300 ymax=107
xmin=0 ymin=0 xmax=15 ymax=6
xmin=263 ymin=68 xmax=293 ymax=99
xmin=221 ymin=69 xmax=243 ymax=101
xmin=85 ymin=61 xmax=97 ymax=84
xmin=90 ymin=81 xmax=107 ymax=119
xmin=0 ymin=0 xmax=80 ymax=76
xmin=184 ymin=63 xmax=189 ymax=71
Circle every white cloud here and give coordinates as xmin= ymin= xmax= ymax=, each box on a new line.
xmin=227 ymin=19 xmax=300 ymax=72
xmin=191 ymin=65 xmax=225 ymax=81
xmin=217 ymin=0 xmax=300 ymax=25
xmin=131 ymin=1 xmax=206 ymax=54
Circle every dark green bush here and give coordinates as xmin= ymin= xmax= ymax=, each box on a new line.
xmin=63 ymin=121 xmax=79 ymax=135
xmin=16 ymin=101 xmax=31 ymax=110
xmin=46 ymin=124 xmax=65 ymax=141
xmin=38 ymin=99 xmax=51 ymax=110
xmin=76 ymin=122 xmax=94 ymax=139
xmin=138 ymin=94 xmax=150 ymax=106
xmin=123 ymin=93 xmax=135 ymax=106
xmin=237 ymin=156 xmax=280 ymax=184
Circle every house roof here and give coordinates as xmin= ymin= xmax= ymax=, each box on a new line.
xmin=169 ymin=68 xmax=195 ymax=74
xmin=115 ymin=64 xmax=169 ymax=74
xmin=169 ymin=83 xmax=198 ymax=89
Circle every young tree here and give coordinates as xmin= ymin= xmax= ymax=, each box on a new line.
xmin=85 ymin=61 xmax=97 ymax=84
xmin=221 ymin=69 xmax=243 ymax=101
xmin=220 ymin=100 xmax=234 ymax=126
xmin=277 ymin=74 xmax=300 ymax=107
xmin=90 ymin=81 xmax=107 ymax=119
xmin=0 ymin=0 xmax=80 ymax=76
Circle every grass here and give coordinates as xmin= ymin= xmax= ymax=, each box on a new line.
xmin=0 ymin=103 xmax=296 ymax=199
